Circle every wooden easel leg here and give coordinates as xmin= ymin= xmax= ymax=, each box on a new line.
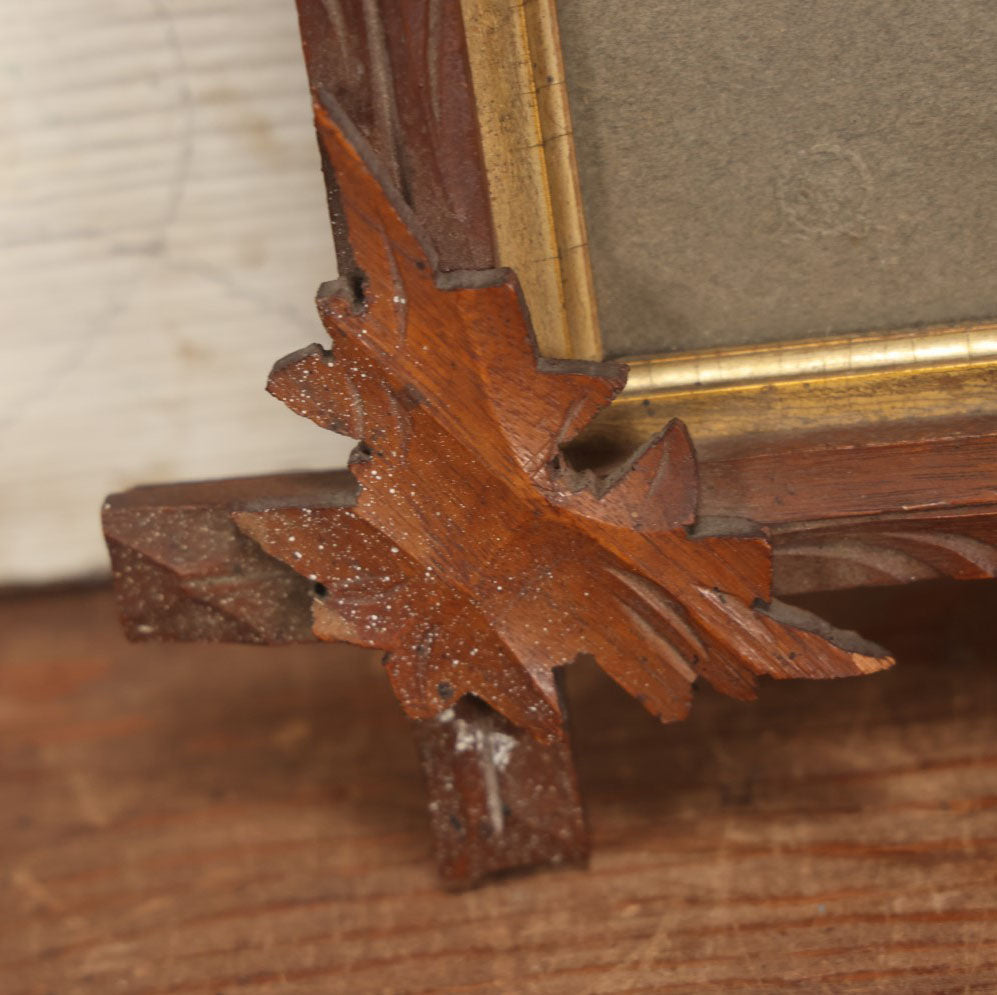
xmin=412 ymin=687 xmax=588 ymax=888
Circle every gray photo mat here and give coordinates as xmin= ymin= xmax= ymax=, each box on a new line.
xmin=557 ymin=0 xmax=997 ymax=357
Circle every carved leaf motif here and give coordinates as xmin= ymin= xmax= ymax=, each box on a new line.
xmin=773 ymin=509 xmax=997 ymax=595
xmin=232 ymin=97 xmax=892 ymax=742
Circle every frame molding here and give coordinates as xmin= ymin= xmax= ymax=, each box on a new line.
xmin=460 ymin=0 xmax=600 ymax=360
xmin=618 ymin=321 xmax=997 ymax=396
xmin=100 ymin=0 xmax=997 ymax=889
xmin=460 ymin=0 xmax=997 ymax=440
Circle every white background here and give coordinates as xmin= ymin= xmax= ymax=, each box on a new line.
xmin=1 ymin=0 xmax=353 ymax=584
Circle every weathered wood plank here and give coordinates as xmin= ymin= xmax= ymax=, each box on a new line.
xmin=3 ymin=583 xmax=997 ymax=992
xmin=0 ymin=0 xmax=353 ymax=584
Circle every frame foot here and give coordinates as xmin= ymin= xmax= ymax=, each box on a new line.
xmin=413 ymin=693 xmax=587 ymax=887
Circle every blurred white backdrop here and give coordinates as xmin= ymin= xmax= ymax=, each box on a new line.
xmin=1 ymin=0 xmax=353 ymax=583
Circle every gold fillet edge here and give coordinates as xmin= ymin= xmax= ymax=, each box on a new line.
xmin=459 ymin=0 xmax=601 ymax=361
xmin=582 ymin=361 xmax=997 ymax=452
xmin=461 ymin=0 xmax=997 ymax=407
xmin=621 ymin=320 xmax=997 ymax=397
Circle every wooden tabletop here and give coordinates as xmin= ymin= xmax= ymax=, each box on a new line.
xmin=3 ymin=582 xmax=997 ymax=993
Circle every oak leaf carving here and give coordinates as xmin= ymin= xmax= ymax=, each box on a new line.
xmin=233 ymin=97 xmax=892 ymax=742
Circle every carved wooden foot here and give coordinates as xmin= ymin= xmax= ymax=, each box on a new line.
xmin=414 ymin=687 xmax=586 ymax=887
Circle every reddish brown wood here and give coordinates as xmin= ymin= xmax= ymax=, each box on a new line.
xmin=102 ymin=473 xmax=351 ymax=644
xmin=98 ymin=480 xmax=997 ymax=891
xmin=771 ymin=504 xmax=997 ymax=596
xmin=414 ymin=689 xmax=587 ymax=886
xmin=294 ymin=0 xmax=494 ymax=274
xmin=104 ymin=473 xmax=587 ymax=887
xmin=684 ymin=418 xmax=997 ymax=597
xmin=100 ymin=92 xmax=905 ymax=886
xmin=571 ymin=421 xmax=997 ymax=597
xmin=102 ymin=473 xmax=590 ymax=888
xmin=697 ymin=416 xmax=997 ymax=525
xmin=97 ymin=0 xmax=997 ymax=889
xmin=103 ymin=475 xmax=997 ymax=610
xmin=226 ymin=96 xmax=890 ymax=749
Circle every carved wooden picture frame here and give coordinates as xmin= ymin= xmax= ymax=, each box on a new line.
xmin=465 ymin=1 xmax=997 ymax=376
xmin=452 ymin=0 xmax=997 ymax=594
xmin=103 ymin=0 xmax=997 ymax=887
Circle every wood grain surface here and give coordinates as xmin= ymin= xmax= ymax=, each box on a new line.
xmin=0 ymin=0 xmax=353 ymax=585
xmin=4 ymin=582 xmax=997 ymax=994
xmin=294 ymin=0 xmax=495 ymax=275
xmin=103 ymin=95 xmax=894 ymax=744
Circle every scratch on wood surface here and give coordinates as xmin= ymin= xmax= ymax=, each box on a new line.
xmin=10 ymin=867 xmax=64 ymax=913
xmin=379 ymin=222 xmax=410 ymax=343
xmin=68 ymin=769 xmax=111 ymax=828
